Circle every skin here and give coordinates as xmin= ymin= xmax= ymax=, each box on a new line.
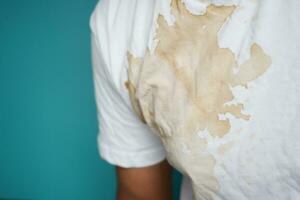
xmin=116 ymin=159 xmax=173 ymax=200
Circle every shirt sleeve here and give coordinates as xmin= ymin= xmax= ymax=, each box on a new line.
xmin=90 ymin=21 xmax=166 ymax=168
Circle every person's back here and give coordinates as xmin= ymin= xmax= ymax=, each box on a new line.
xmin=90 ymin=0 xmax=300 ymax=199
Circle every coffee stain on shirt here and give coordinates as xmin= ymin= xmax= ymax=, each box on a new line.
xmin=125 ymin=0 xmax=271 ymax=199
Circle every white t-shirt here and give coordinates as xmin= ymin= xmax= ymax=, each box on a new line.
xmin=90 ymin=0 xmax=300 ymax=199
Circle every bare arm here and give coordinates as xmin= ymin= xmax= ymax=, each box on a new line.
xmin=116 ymin=159 xmax=172 ymax=200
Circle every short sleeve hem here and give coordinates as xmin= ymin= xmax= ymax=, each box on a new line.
xmin=98 ymin=137 xmax=166 ymax=168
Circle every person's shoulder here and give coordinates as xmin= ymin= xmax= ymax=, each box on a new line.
xmin=89 ymin=0 xmax=137 ymax=35
xmin=89 ymin=0 xmax=109 ymax=38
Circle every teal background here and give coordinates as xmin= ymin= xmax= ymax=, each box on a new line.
xmin=0 ymin=1 xmax=182 ymax=200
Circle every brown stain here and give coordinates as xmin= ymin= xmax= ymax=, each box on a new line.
xmin=124 ymin=80 xmax=129 ymax=90
xmin=125 ymin=0 xmax=271 ymax=199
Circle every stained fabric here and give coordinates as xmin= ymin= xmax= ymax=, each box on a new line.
xmin=91 ymin=0 xmax=300 ymax=199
